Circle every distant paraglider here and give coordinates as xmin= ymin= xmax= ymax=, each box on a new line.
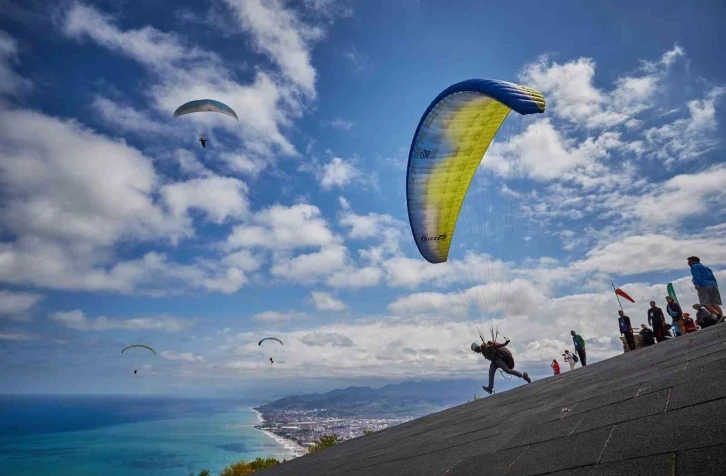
xmin=173 ymin=99 xmax=239 ymax=121
xmin=122 ymin=344 xmax=156 ymax=375
xmin=121 ymin=344 xmax=157 ymax=355
xmin=174 ymin=99 xmax=238 ymax=148
xmin=258 ymin=337 xmax=283 ymax=346
xmin=259 ymin=337 xmax=282 ymax=365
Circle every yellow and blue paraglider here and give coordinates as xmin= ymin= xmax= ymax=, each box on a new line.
xmin=406 ymin=79 xmax=545 ymax=264
xmin=406 ymin=79 xmax=546 ymax=339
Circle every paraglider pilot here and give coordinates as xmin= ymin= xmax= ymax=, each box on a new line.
xmin=269 ymin=357 xmax=274 ymax=364
xmin=471 ymin=338 xmax=531 ymax=394
xmin=199 ymin=137 xmax=207 ymax=148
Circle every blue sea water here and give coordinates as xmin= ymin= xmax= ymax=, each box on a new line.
xmin=0 ymin=395 xmax=291 ymax=476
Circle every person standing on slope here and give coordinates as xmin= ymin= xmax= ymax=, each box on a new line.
xmin=551 ymin=359 xmax=560 ymax=375
xmin=618 ymin=310 xmax=635 ymax=351
xmin=688 ymin=256 xmax=723 ymax=320
xmin=570 ymin=331 xmax=586 ymax=366
xmin=648 ymin=301 xmax=667 ymax=342
xmin=471 ymin=338 xmax=531 ymax=395
xmin=563 ymin=350 xmax=577 ymax=370
xmin=666 ymin=296 xmax=685 ymax=337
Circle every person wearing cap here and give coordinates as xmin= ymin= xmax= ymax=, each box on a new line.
xmin=687 ymin=256 xmax=723 ymax=319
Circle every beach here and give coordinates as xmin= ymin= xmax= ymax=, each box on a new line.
xmin=251 ymin=408 xmax=306 ymax=458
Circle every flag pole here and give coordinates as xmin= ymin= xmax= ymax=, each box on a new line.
xmin=611 ymin=281 xmax=624 ymax=312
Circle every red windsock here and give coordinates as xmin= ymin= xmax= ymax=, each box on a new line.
xmin=615 ymin=288 xmax=635 ymax=303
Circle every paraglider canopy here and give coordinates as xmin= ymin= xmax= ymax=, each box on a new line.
xmin=121 ymin=344 xmax=156 ymax=355
xmin=258 ymin=337 xmax=283 ymax=346
xmin=406 ymin=79 xmax=545 ymax=264
xmin=174 ymin=99 xmax=239 ymax=121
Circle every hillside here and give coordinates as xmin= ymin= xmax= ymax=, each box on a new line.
xmin=257 ymin=324 xmax=726 ymax=475
xmin=257 ymin=379 xmax=489 ymax=417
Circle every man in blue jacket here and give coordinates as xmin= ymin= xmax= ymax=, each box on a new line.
xmin=688 ymin=256 xmax=723 ymax=319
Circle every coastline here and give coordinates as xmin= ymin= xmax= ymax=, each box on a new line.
xmin=250 ymin=407 xmax=306 ymax=459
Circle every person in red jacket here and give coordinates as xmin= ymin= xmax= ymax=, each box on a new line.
xmin=471 ymin=338 xmax=531 ymax=395
xmin=551 ymin=359 xmax=560 ymax=375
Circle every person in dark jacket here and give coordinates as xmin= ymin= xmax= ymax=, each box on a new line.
xmin=666 ymin=296 xmax=684 ymax=336
xmin=648 ymin=301 xmax=667 ymax=342
xmin=471 ymin=338 xmax=531 ymax=394
xmin=639 ymin=324 xmax=656 ymax=346
xmin=688 ymin=256 xmax=723 ymax=319
xmin=618 ymin=310 xmax=635 ymax=351
xmin=570 ymin=330 xmax=586 ymax=366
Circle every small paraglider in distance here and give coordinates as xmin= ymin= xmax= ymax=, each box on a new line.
xmin=173 ymin=99 xmax=239 ymax=121
xmin=258 ymin=337 xmax=283 ymax=346
xmin=259 ymin=337 xmax=282 ymax=366
xmin=174 ymin=99 xmax=237 ymax=149
xmin=122 ymin=344 xmax=156 ymax=375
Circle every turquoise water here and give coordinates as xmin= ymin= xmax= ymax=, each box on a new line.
xmin=0 ymin=396 xmax=291 ymax=476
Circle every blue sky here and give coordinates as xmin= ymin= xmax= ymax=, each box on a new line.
xmin=1 ymin=0 xmax=725 ymax=399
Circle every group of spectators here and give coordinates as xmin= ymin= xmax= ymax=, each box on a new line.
xmin=551 ymin=257 xmax=722 ymax=374
xmin=551 ymin=330 xmax=587 ymax=375
xmin=617 ymin=256 xmax=723 ymax=351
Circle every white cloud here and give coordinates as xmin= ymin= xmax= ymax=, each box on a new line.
xmin=0 ymin=30 xmax=32 ymax=97
xmin=322 ymin=118 xmax=354 ymax=130
xmin=161 ymin=176 xmax=250 ymax=224
xmin=226 ymin=203 xmax=338 ymax=250
xmin=0 ymin=290 xmax=44 ymax=317
xmin=0 ymin=328 xmax=37 ymax=341
xmin=50 ymin=310 xmax=194 ymax=332
xmin=253 ymin=310 xmax=306 ymax=322
xmin=271 ymin=244 xmax=347 ymax=282
xmin=223 ymin=0 xmax=322 ymax=94
xmin=309 ymin=291 xmax=348 ymax=311
xmin=161 ymin=350 xmax=205 ymax=362
xmin=327 ymin=266 xmax=382 ymax=288
xmin=644 ymin=88 xmax=724 ymax=164
xmin=92 ymin=96 xmax=170 ymax=135
xmin=319 ymin=157 xmax=360 ymax=189
xmin=301 ymin=332 xmax=354 ymax=347
xmin=632 ymin=165 xmax=726 ymax=224
xmin=520 ymin=44 xmax=684 ymax=129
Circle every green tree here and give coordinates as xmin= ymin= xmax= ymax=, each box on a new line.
xmin=218 ymin=457 xmax=280 ymax=476
xmin=307 ymin=434 xmax=342 ymax=454
xmin=362 ymin=429 xmax=375 ymax=435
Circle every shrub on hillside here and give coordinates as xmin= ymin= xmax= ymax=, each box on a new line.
xmin=307 ymin=434 xmax=342 ymax=454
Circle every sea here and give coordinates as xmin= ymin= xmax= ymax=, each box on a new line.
xmin=0 ymin=394 xmax=298 ymax=476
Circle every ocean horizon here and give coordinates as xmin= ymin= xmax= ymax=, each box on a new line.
xmin=0 ymin=394 xmax=297 ymax=476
